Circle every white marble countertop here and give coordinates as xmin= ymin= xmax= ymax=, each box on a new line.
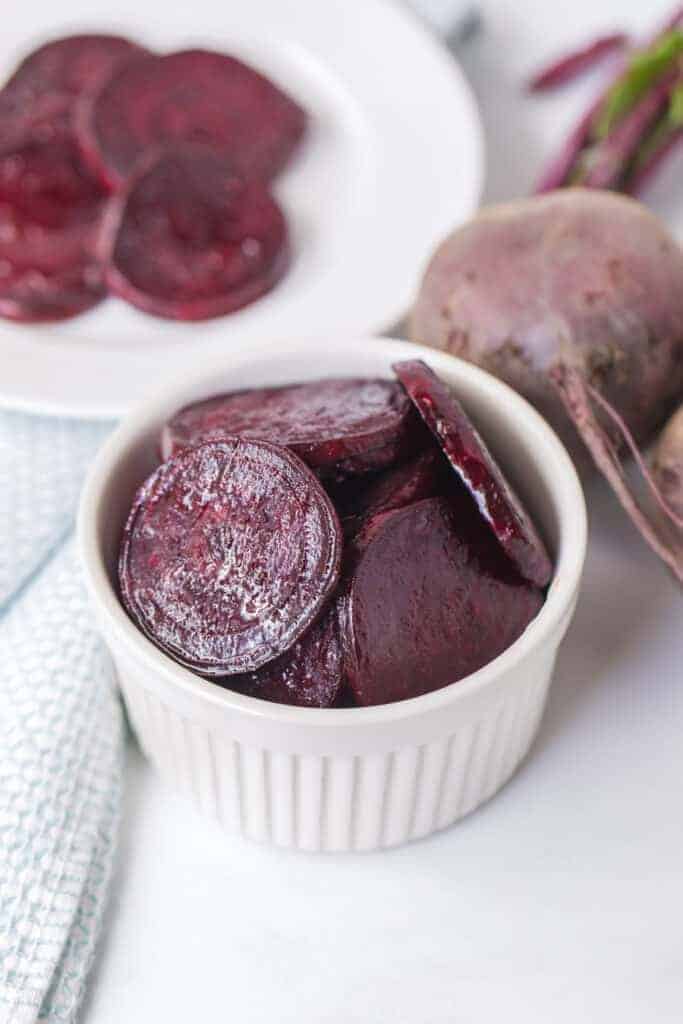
xmin=83 ymin=2 xmax=683 ymax=1021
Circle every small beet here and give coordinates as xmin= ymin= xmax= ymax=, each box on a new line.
xmin=226 ymin=600 xmax=344 ymax=707
xmin=393 ymin=359 xmax=552 ymax=587
xmin=119 ymin=438 xmax=342 ymax=676
xmin=101 ymin=148 xmax=288 ymax=321
xmin=161 ymin=377 xmax=424 ymax=476
xmin=0 ymin=34 xmax=145 ymax=145
xmin=79 ymin=48 xmax=306 ymax=188
xmin=342 ymin=497 xmax=544 ymax=706
xmin=0 ymin=135 xmax=107 ymax=321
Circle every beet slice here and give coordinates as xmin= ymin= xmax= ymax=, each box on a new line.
xmin=161 ymin=378 xmax=424 ymax=476
xmin=226 ymin=600 xmax=344 ymax=707
xmin=0 ymin=34 xmax=145 ymax=145
xmin=101 ymin=148 xmax=288 ymax=321
xmin=342 ymin=496 xmax=544 ymax=706
xmin=393 ymin=360 xmax=553 ymax=588
xmin=119 ymin=438 xmax=342 ymax=676
xmin=79 ymin=48 xmax=306 ymax=188
xmin=341 ymin=448 xmax=445 ymax=537
xmin=0 ymin=135 xmax=107 ymax=321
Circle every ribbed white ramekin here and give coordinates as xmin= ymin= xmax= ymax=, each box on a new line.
xmin=78 ymin=338 xmax=586 ymax=851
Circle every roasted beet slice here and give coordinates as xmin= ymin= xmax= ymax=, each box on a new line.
xmin=226 ymin=600 xmax=344 ymax=707
xmin=342 ymin=497 xmax=544 ymax=706
xmin=0 ymin=34 xmax=145 ymax=145
xmin=161 ymin=378 xmax=424 ymax=475
xmin=0 ymin=135 xmax=107 ymax=321
xmin=341 ymin=448 xmax=445 ymax=537
xmin=101 ymin=148 xmax=288 ymax=321
xmin=393 ymin=360 xmax=553 ymax=588
xmin=0 ymin=248 xmax=105 ymax=322
xmin=119 ymin=438 xmax=342 ymax=676
xmin=79 ymin=48 xmax=306 ymax=188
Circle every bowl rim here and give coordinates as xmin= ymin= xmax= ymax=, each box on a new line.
xmin=77 ymin=336 xmax=587 ymax=728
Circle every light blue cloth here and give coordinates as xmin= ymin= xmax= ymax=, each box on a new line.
xmin=0 ymin=412 xmax=123 ymax=1024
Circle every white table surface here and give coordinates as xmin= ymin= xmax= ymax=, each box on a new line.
xmin=83 ymin=2 xmax=683 ymax=1021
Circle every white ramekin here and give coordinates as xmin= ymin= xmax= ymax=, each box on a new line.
xmin=78 ymin=338 xmax=586 ymax=852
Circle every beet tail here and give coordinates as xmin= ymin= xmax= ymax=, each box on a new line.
xmin=549 ymin=362 xmax=683 ymax=582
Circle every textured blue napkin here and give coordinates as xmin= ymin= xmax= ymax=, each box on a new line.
xmin=0 ymin=411 xmax=124 ymax=1024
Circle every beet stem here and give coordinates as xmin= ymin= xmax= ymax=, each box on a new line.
xmin=528 ymin=33 xmax=628 ymax=92
xmin=577 ymin=68 xmax=679 ymax=188
xmin=534 ymin=18 xmax=683 ymax=194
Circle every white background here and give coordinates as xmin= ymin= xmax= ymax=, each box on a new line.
xmin=83 ymin=1 xmax=683 ymax=1021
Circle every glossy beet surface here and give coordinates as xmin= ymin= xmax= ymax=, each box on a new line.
xmin=161 ymin=377 xmax=424 ymax=475
xmin=0 ymin=135 xmax=107 ymax=320
xmin=227 ymin=600 xmax=345 ymax=707
xmin=102 ymin=149 xmax=288 ymax=321
xmin=342 ymin=496 xmax=544 ymax=706
xmin=80 ymin=49 xmax=306 ymax=188
xmin=393 ymin=360 xmax=552 ymax=587
xmin=341 ymin=448 xmax=445 ymax=537
xmin=119 ymin=438 xmax=342 ymax=676
xmin=0 ymin=34 xmax=144 ymax=145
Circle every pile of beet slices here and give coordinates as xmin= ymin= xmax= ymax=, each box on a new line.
xmin=119 ymin=360 xmax=553 ymax=708
xmin=0 ymin=34 xmax=305 ymax=322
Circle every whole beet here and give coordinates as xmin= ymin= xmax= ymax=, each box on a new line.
xmin=411 ymin=189 xmax=683 ymax=579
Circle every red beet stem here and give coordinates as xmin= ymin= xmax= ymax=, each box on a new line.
xmin=659 ymin=4 xmax=683 ymax=34
xmin=528 ymin=33 xmax=628 ymax=92
xmin=550 ymin=363 xmax=683 ymax=583
xmin=625 ymin=123 xmax=683 ymax=194
xmin=534 ymin=8 xmax=683 ymax=193
xmin=534 ymin=97 xmax=602 ymax=192
xmin=578 ymin=68 xmax=678 ymax=188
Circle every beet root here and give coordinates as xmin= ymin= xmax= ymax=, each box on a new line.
xmin=0 ymin=135 xmax=107 ymax=320
xmin=101 ymin=148 xmax=288 ymax=321
xmin=119 ymin=438 xmax=342 ymax=676
xmin=394 ymin=359 xmax=552 ymax=587
xmin=161 ymin=377 xmax=424 ymax=476
xmin=0 ymin=34 xmax=145 ymax=145
xmin=340 ymin=448 xmax=445 ymax=537
xmin=342 ymin=496 xmax=544 ymax=706
xmin=79 ymin=48 xmax=306 ymax=188
xmin=411 ymin=189 xmax=683 ymax=580
xmin=226 ymin=600 xmax=345 ymax=707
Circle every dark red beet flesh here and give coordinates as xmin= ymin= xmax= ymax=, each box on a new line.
xmin=102 ymin=148 xmax=288 ymax=321
xmin=161 ymin=377 xmax=425 ymax=476
xmin=79 ymin=48 xmax=306 ymax=188
xmin=393 ymin=360 xmax=552 ymax=588
xmin=341 ymin=448 xmax=445 ymax=537
xmin=119 ymin=438 xmax=342 ymax=676
xmin=0 ymin=34 xmax=145 ymax=146
xmin=226 ymin=599 xmax=344 ymax=707
xmin=0 ymin=135 xmax=107 ymax=321
xmin=342 ymin=496 xmax=544 ymax=706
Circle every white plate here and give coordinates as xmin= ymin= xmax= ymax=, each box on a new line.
xmin=0 ymin=0 xmax=482 ymax=419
